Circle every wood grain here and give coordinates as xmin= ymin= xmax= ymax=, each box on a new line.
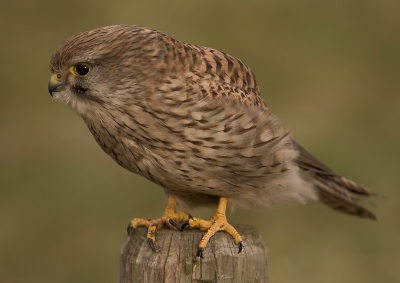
xmin=120 ymin=224 xmax=268 ymax=283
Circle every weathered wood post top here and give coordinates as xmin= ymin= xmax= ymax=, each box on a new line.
xmin=120 ymin=224 xmax=269 ymax=283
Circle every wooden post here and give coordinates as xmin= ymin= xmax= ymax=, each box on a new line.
xmin=120 ymin=224 xmax=269 ymax=283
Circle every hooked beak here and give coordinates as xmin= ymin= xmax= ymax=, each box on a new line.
xmin=48 ymin=74 xmax=67 ymax=96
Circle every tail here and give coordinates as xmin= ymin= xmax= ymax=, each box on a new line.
xmin=293 ymin=140 xmax=377 ymax=220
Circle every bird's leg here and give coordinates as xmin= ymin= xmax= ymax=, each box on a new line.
xmin=183 ymin=197 xmax=243 ymax=257
xmin=127 ymin=196 xmax=190 ymax=252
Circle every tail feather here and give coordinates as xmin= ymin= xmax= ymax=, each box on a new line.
xmin=293 ymin=140 xmax=376 ymax=220
xmin=314 ymin=176 xmax=377 ymax=220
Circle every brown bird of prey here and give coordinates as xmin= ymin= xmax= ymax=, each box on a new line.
xmin=49 ymin=25 xmax=376 ymax=256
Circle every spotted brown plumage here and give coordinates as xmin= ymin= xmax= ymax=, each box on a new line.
xmin=48 ymin=25 xmax=376 ymax=255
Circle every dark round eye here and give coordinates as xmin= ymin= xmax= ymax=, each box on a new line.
xmin=75 ymin=64 xmax=90 ymax=76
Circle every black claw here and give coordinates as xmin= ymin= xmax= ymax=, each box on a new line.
xmin=126 ymin=223 xmax=133 ymax=234
xmin=147 ymin=238 xmax=157 ymax=252
xmin=180 ymin=215 xmax=193 ymax=231
xmin=196 ymin=247 xmax=203 ymax=258
xmin=169 ymin=219 xmax=180 ymax=230
xmin=238 ymin=241 xmax=243 ymax=253
xmin=180 ymin=221 xmax=189 ymax=231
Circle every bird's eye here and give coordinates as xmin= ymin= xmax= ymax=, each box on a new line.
xmin=75 ymin=64 xmax=90 ymax=76
xmin=69 ymin=64 xmax=91 ymax=76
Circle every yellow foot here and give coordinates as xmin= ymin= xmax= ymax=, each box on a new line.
xmin=127 ymin=196 xmax=190 ymax=252
xmin=183 ymin=197 xmax=243 ymax=257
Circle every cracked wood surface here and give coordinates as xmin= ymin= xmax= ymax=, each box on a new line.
xmin=120 ymin=224 xmax=268 ymax=283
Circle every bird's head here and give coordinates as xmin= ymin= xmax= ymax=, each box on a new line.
xmin=48 ymin=25 xmax=171 ymax=117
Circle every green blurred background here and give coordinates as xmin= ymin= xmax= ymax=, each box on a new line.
xmin=1 ymin=0 xmax=399 ymax=282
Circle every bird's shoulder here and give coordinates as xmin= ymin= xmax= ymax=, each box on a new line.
xmin=156 ymin=33 xmax=266 ymax=108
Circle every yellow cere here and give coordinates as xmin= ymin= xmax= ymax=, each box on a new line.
xmin=53 ymin=73 xmax=62 ymax=81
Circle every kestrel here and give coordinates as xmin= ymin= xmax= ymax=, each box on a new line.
xmin=48 ymin=25 xmax=376 ymax=256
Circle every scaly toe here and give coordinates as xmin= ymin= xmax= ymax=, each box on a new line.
xmin=187 ymin=197 xmax=243 ymax=255
xmin=127 ymin=196 xmax=192 ymax=252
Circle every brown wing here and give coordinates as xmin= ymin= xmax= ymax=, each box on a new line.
xmin=293 ymin=141 xmax=376 ymax=220
xmin=196 ymin=46 xmax=266 ymax=107
xmin=157 ymin=31 xmax=267 ymax=108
